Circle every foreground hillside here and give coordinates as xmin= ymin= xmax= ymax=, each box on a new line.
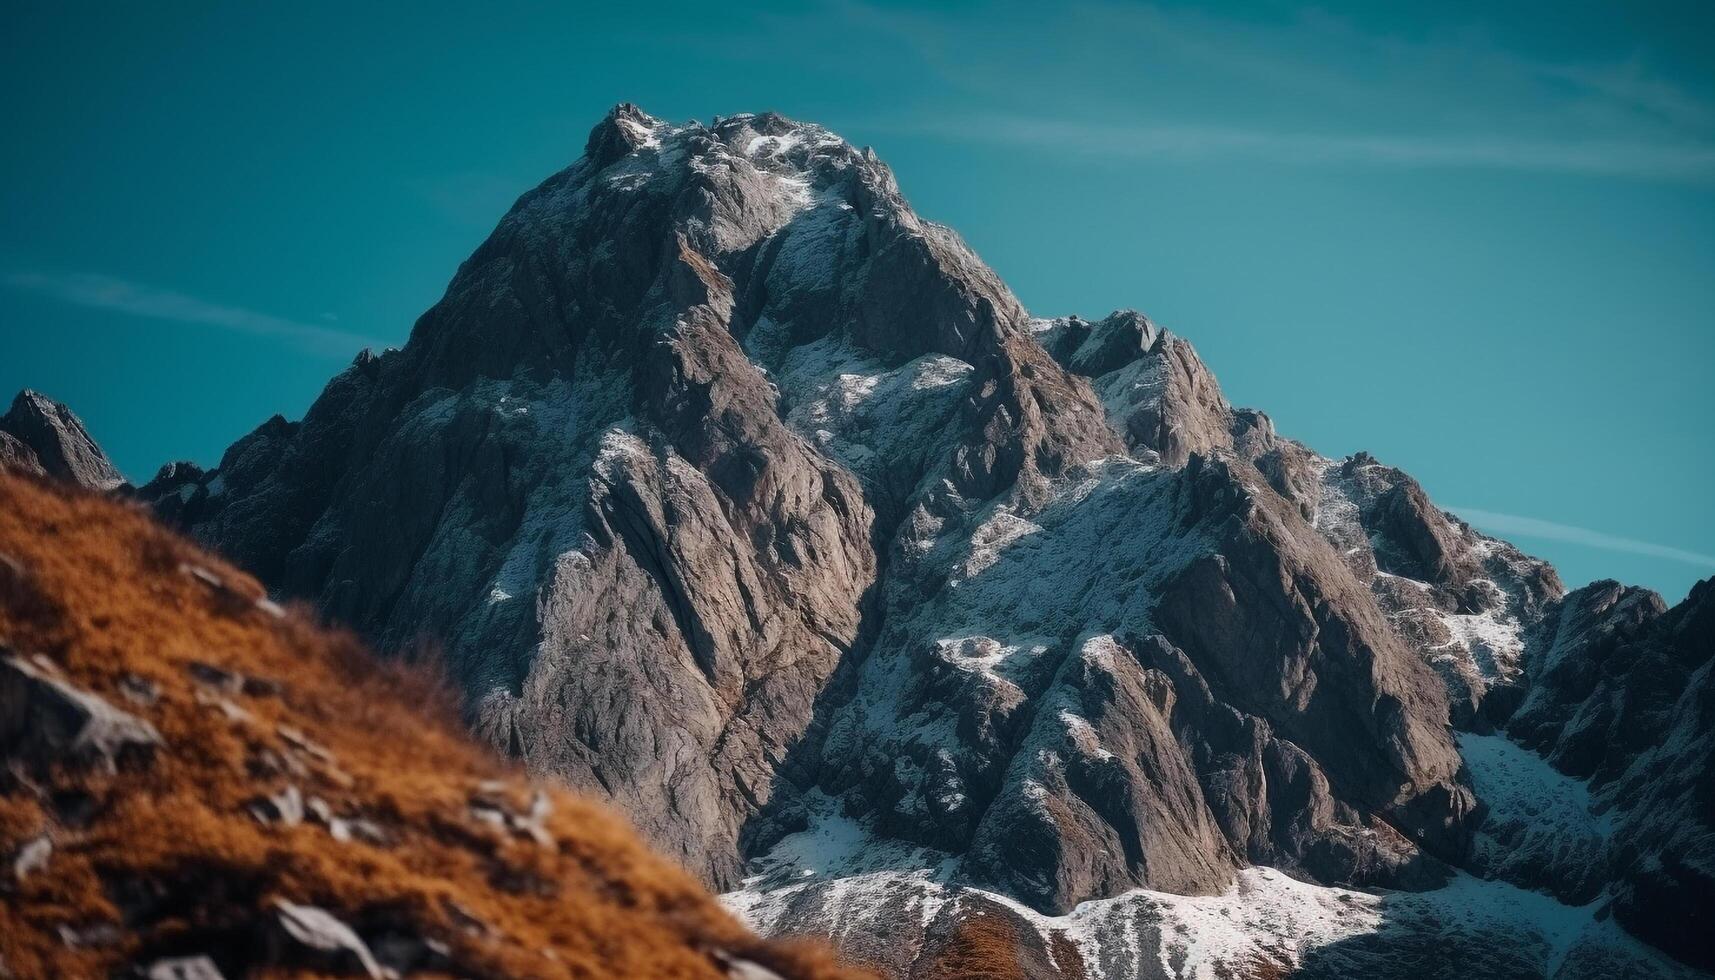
xmin=0 ymin=472 xmax=865 ymax=979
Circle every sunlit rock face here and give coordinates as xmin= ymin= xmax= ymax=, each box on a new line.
xmin=0 ymin=389 xmax=124 ymax=490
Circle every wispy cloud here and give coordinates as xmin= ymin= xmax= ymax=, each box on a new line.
xmin=1451 ymin=507 xmax=1715 ymax=568
xmin=4 ymin=271 xmax=381 ymax=357
xmin=922 ymin=116 xmax=1715 ymax=181
xmin=838 ymin=0 xmax=1715 ymax=182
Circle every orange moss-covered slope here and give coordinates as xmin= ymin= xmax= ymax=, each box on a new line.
xmin=0 ymin=472 xmax=870 ymax=979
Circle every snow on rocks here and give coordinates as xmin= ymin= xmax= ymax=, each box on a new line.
xmin=1312 ymin=453 xmax=1562 ymax=726
xmin=771 ymin=336 xmax=975 ymax=489
xmin=1458 ymin=732 xmax=1613 ymax=901
xmin=725 ymin=803 xmax=1377 ymax=980
xmin=813 ymin=455 xmax=1209 ymax=867
xmin=729 ymin=847 xmax=1694 ymax=980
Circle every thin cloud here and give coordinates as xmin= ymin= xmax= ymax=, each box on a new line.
xmin=839 ymin=0 xmax=1715 ymax=183
xmin=914 ymin=116 xmax=1715 ymax=182
xmin=1450 ymin=507 xmax=1715 ymax=568
xmin=4 ymin=271 xmax=382 ymax=357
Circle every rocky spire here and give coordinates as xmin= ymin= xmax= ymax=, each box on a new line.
xmin=0 ymin=389 xmax=124 ymax=491
xmin=583 ymin=102 xmax=663 ymax=169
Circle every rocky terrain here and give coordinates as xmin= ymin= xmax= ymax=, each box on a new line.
xmin=0 ymin=471 xmax=866 ymax=978
xmin=8 ymin=105 xmax=1709 ymax=977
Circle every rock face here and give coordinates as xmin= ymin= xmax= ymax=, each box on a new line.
xmin=1503 ymin=578 xmax=1715 ymax=971
xmin=115 ymin=106 xmax=1711 ymax=977
xmin=1033 ymin=312 xmax=1232 ymax=467
xmin=0 ymin=389 xmax=124 ymax=490
xmin=1030 ymin=319 xmax=1564 ymax=732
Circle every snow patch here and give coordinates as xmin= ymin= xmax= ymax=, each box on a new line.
xmin=745 ymin=132 xmax=804 ymax=159
xmin=615 ymin=115 xmax=660 ymax=149
xmin=1431 ymin=599 xmax=1525 ymax=680
xmin=1459 ymin=732 xmax=1614 ymax=885
xmin=961 ymin=508 xmax=1042 ymax=578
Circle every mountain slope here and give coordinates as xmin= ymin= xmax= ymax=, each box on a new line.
xmin=0 ymin=471 xmax=866 ymax=979
xmin=111 ymin=106 xmax=1711 ymax=977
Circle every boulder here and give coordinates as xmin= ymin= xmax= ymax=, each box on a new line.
xmin=263 ymin=900 xmax=383 ymax=978
xmin=140 ymin=956 xmax=226 ymax=980
xmin=0 ymin=653 xmax=161 ymax=774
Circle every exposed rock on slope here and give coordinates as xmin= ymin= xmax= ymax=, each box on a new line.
xmin=1501 ymin=578 xmax=1715 ymax=971
xmin=115 ymin=105 xmax=1712 ymax=977
xmin=0 ymin=390 xmax=123 ymax=491
xmin=1030 ymin=315 xmax=1563 ymax=731
xmin=1033 ymin=312 xmax=1232 ymax=468
xmin=0 ymin=472 xmax=866 ymax=979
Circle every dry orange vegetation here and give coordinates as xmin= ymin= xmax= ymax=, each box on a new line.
xmin=0 ymin=472 xmax=872 ymax=979
xmin=911 ymin=907 xmax=1085 ymax=980
xmin=913 ymin=913 xmax=1036 ymax=980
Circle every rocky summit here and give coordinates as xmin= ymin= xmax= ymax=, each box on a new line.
xmin=7 ymin=105 xmax=1708 ymax=978
xmin=0 ymin=390 xmax=124 ymax=493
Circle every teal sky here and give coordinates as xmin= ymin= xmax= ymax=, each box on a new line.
xmin=2 ymin=1 xmax=1712 ymax=601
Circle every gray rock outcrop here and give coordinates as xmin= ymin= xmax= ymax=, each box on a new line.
xmin=264 ymin=900 xmax=384 ymax=979
xmin=1499 ymin=576 xmax=1715 ymax=971
xmin=0 ymin=651 xmax=162 ymax=775
xmin=0 ymin=390 xmax=124 ymax=490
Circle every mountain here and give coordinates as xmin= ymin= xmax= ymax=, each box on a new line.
xmin=0 ymin=470 xmax=865 ymax=979
xmin=0 ymin=390 xmax=124 ymax=492
xmin=21 ymin=104 xmax=1705 ymax=977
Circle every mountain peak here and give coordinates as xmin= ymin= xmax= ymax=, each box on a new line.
xmin=583 ymin=101 xmax=665 ymax=166
xmin=0 ymin=388 xmax=123 ymax=491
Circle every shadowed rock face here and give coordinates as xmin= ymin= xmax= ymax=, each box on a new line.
xmin=0 ymin=390 xmax=123 ymax=490
xmin=1505 ymin=577 xmax=1715 ymax=972
xmin=111 ymin=105 xmax=1711 ymax=976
